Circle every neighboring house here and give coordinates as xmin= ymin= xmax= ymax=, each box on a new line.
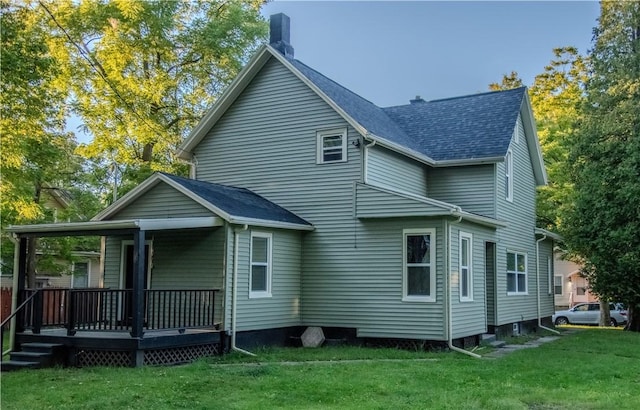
xmin=553 ymin=253 xmax=597 ymax=310
xmin=1 ymin=186 xmax=102 ymax=290
xmin=6 ymin=14 xmax=558 ymax=367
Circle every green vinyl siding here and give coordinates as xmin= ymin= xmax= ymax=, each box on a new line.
xmin=193 ymin=58 xmax=451 ymax=339
xmin=493 ymin=115 xmax=541 ymax=326
xmin=366 ymin=145 xmax=427 ymax=196
xmin=537 ymin=238 xmax=556 ymax=318
xmin=428 ymin=164 xmax=496 ymax=218
xmin=448 ymin=223 xmax=495 ymax=338
xmin=227 ymin=227 xmax=302 ymax=332
xmin=356 ymin=183 xmax=451 ymax=218
xmin=111 ymin=182 xmax=212 ymax=220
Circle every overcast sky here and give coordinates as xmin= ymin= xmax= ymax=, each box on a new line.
xmin=261 ymin=1 xmax=601 ymax=106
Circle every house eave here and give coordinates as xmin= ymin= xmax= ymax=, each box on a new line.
xmin=229 ymin=217 xmax=314 ymax=231
xmin=7 ymin=217 xmax=224 ymax=237
xmin=535 ymin=228 xmax=562 ymax=241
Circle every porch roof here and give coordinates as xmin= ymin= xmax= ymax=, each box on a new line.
xmin=6 ymin=217 xmax=223 ymax=238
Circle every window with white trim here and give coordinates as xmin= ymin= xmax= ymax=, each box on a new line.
xmin=505 ymin=149 xmax=513 ymax=202
xmin=459 ymin=232 xmax=473 ymax=301
xmin=507 ymin=251 xmax=527 ymax=294
xmin=317 ymin=128 xmax=347 ymax=164
xmin=72 ymin=262 xmax=89 ymax=288
xmin=250 ymin=232 xmax=272 ymax=298
xmin=554 ymin=275 xmax=563 ymax=296
xmin=403 ymin=229 xmax=436 ymax=302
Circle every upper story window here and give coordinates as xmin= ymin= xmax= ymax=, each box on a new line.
xmin=507 ymin=251 xmax=527 ymax=295
xmin=459 ymin=232 xmax=473 ymax=302
xmin=505 ymin=149 xmax=513 ymax=202
xmin=250 ymin=232 xmax=272 ymax=298
xmin=403 ymin=228 xmax=436 ymax=302
xmin=317 ymin=128 xmax=347 ymax=164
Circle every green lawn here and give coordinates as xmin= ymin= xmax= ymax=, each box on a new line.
xmin=2 ymin=329 xmax=639 ymax=409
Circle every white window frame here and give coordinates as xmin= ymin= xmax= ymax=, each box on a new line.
xmin=554 ymin=275 xmax=563 ymax=296
xmin=505 ymin=149 xmax=513 ymax=202
xmin=403 ymin=228 xmax=436 ymax=302
xmin=506 ymin=250 xmax=527 ymax=295
xmin=71 ymin=261 xmax=91 ymax=289
xmin=249 ymin=232 xmax=272 ymax=299
xmin=316 ymin=128 xmax=347 ymax=164
xmin=459 ymin=232 xmax=473 ymax=302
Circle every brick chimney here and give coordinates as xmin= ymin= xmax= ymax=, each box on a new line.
xmin=270 ymin=13 xmax=294 ymax=58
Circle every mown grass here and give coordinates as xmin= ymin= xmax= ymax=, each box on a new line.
xmin=2 ymin=329 xmax=639 ymax=409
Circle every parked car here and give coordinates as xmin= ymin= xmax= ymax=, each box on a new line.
xmin=553 ymin=302 xmax=627 ymax=326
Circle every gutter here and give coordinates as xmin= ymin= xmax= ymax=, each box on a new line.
xmin=535 ymin=233 xmax=560 ymax=335
xmin=446 ymin=217 xmax=481 ymax=358
xmin=230 ymin=224 xmax=256 ymax=356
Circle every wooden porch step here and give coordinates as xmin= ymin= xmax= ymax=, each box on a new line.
xmin=0 ymin=360 xmax=40 ymax=372
xmin=1 ymin=342 xmax=66 ymax=372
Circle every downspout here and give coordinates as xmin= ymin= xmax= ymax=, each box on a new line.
xmin=362 ymin=138 xmax=376 ymax=185
xmin=446 ymin=216 xmax=481 ymax=358
xmin=231 ymin=224 xmax=256 ymax=356
xmin=536 ymin=233 xmax=560 ymax=335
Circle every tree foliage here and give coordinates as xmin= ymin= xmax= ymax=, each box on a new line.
xmin=40 ymin=0 xmax=267 ymax=194
xmin=562 ymin=1 xmax=640 ymax=331
xmin=490 ymin=48 xmax=587 ymax=232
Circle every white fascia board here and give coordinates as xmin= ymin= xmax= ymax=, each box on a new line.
xmin=228 ymin=216 xmax=314 ymax=231
xmin=137 ymin=217 xmax=223 ymax=230
xmin=535 ymin=228 xmax=562 ymax=241
xmin=177 ymin=46 xmax=273 ymax=159
xmin=92 ymin=174 xmax=164 ymax=221
xmin=521 ymin=93 xmax=548 ymax=185
xmin=452 ymin=211 xmax=508 ymax=228
xmin=7 ymin=217 xmax=223 ymax=236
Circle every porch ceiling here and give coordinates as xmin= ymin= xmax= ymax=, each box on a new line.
xmin=6 ymin=217 xmax=223 ymax=237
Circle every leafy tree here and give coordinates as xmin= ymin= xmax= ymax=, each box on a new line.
xmin=39 ymin=0 xmax=267 ymax=196
xmin=562 ymin=1 xmax=640 ymax=331
xmin=490 ymin=48 xmax=587 ymax=232
xmin=1 ymin=2 xmax=101 ymax=285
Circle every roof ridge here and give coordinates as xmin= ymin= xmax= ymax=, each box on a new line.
xmin=384 ymin=86 xmax=527 ymax=109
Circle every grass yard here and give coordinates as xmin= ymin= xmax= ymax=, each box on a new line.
xmin=1 ymin=329 xmax=639 ymax=409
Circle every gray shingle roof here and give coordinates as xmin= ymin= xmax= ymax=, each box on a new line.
xmin=161 ymin=173 xmax=311 ymax=227
xmin=288 ymin=56 xmax=525 ymax=162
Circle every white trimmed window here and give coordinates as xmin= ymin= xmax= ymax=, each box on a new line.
xmin=317 ymin=128 xmax=347 ymax=164
xmin=403 ymin=229 xmax=436 ymax=302
xmin=505 ymin=149 xmax=513 ymax=202
xmin=554 ymin=275 xmax=563 ymax=295
xmin=507 ymin=251 xmax=527 ymax=295
xmin=459 ymin=232 xmax=473 ymax=301
xmin=250 ymin=232 xmax=272 ymax=298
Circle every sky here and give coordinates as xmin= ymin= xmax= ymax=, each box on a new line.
xmin=72 ymin=1 xmax=601 ymax=143
xmin=260 ymin=1 xmax=601 ymax=105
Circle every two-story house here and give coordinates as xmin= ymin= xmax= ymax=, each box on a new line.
xmin=6 ymin=14 xmax=557 ymax=367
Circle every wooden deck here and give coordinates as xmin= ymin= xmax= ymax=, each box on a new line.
xmin=14 ymin=327 xmax=224 ymax=367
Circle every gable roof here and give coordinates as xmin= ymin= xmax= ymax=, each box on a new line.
xmin=178 ymin=45 xmax=546 ymax=184
xmin=93 ymin=173 xmax=313 ymax=231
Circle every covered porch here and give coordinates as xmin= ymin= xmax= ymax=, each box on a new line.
xmin=4 ymin=217 xmax=226 ymax=368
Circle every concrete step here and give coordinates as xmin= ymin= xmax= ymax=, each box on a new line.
xmin=481 ymin=334 xmax=497 ymax=343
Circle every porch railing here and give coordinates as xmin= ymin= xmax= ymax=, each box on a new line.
xmin=17 ymin=288 xmax=219 ymax=336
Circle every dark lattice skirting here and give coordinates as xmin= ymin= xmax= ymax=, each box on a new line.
xmin=74 ymin=344 xmax=219 ymax=367
xmin=76 ymin=349 xmax=132 ymax=367
xmin=144 ymin=343 xmax=219 ymax=366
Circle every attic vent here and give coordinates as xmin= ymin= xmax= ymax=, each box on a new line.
xmin=410 ymin=95 xmax=426 ymax=104
xmin=270 ymin=13 xmax=294 ymax=58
